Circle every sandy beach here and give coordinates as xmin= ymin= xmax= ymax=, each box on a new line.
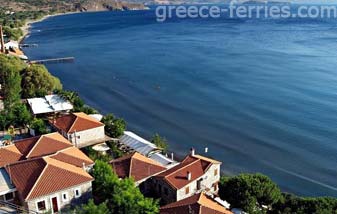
xmin=19 ymin=11 xmax=80 ymax=43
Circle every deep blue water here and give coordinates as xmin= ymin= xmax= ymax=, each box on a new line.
xmin=24 ymin=8 xmax=337 ymax=197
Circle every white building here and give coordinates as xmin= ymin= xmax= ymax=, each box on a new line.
xmin=151 ymin=148 xmax=222 ymax=205
xmin=51 ymin=112 xmax=109 ymax=148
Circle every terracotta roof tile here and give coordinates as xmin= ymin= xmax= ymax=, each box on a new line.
xmin=155 ymin=155 xmax=219 ymax=189
xmin=14 ymin=136 xmax=40 ymax=157
xmin=0 ymin=145 xmax=23 ymax=167
xmin=51 ymin=112 xmax=103 ymax=133
xmin=26 ymin=133 xmax=73 ymax=158
xmin=27 ymin=157 xmax=93 ymax=200
xmin=5 ymin=157 xmax=93 ymax=200
xmin=5 ymin=158 xmax=46 ymax=199
xmin=160 ymin=193 xmax=232 ymax=214
xmin=110 ymin=152 xmax=166 ymax=182
xmin=50 ymin=147 xmax=94 ymax=167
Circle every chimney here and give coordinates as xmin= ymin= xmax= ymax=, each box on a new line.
xmin=171 ymin=152 xmax=174 ymax=161
xmin=0 ymin=25 xmax=5 ymax=53
xmin=187 ymin=171 xmax=191 ymax=181
xmin=190 ymin=148 xmax=195 ymax=156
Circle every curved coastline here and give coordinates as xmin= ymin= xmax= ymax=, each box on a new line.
xmin=22 ymin=11 xmax=337 ymax=198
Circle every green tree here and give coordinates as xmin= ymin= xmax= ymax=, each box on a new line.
xmin=0 ymin=55 xmax=25 ymax=109
xmin=74 ymin=199 xmax=109 ymax=214
xmin=151 ymin=133 xmax=168 ymax=153
xmin=11 ymin=103 xmax=32 ymax=126
xmin=21 ymin=64 xmax=62 ymax=98
xmin=219 ymin=173 xmax=282 ymax=213
xmin=92 ymin=160 xmax=159 ymax=214
xmin=271 ymin=193 xmax=337 ymax=214
xmin=101 ymin=113 xmax=115 ymax=135
xmin=30 ymin=118 xmax=48 ymax=135
xmin=111 ymin=118 xmax=126 ymax=138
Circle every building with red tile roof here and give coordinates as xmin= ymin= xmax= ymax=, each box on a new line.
xmin=50 ymin=112 xmax=109 ymax=148
xmin=110 ymin=152 xmax=166 ymax=185
xmin=0 ymin=133 xmax=73 ymax=167
xmin=160 ymin=192 xmax=233 ymax=214
xmin=151 ymin=149 xmax=221 ymax=204
xmin=0 ymin=133 xmax=95 ymax=213
xmin=6 ymin=157 xmax=93 ymax=213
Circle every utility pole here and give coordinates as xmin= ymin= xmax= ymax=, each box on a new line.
xmin=0 ymin=25 xmax=5 ymax=53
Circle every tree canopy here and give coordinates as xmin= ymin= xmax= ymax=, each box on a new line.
xmin=74 ymin=199 xmax=109 ymax=214
xmin=92 ymin=160 xmax=159 ymax=214
xmin=219 ymin=173 xmax=282 ymax=213
xmin=21 ymin=64 xmax=62 ymax=98
xmin=151 ymin=133 xmax=168 ymax=153
xmin=101 ymin=114 xmax=126 ymax=138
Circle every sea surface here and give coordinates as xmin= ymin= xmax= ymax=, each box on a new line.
xmin=23 ymin=7 xmax=337 ymax=197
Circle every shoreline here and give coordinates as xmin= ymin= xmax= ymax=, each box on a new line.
xmin=19 ymin=11 xmax=81 ymax=44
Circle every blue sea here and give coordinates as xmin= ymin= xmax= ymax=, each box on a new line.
xmin=23 ymin=6 xmax=337 ymax=197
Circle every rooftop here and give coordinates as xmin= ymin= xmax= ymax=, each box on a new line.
xmin=119 ymin=131 xmax=159 ymax=156
xmin=0 ymin=133 xmax=73 ymax=167
xmin=27 ymin=94 xmax=73 ymax=115
xmin=5 ymin=157 xmax=93 ymax=200
xmin=155 ymin=154 xmax=221 ymax=190
xmin=51 ymin=112 xmax=104 ymax=133
xmin=110 ymin=152 xmax=166 ymax=183
xmin=160 ymin=192 xmax=232 ymax=214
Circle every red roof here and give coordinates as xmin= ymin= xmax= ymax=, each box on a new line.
xmin=50 ymin=147 xmax=94 ymax=168
xmin=160 ymin=193 xmax=232 ymax=214
xmin=155 ymin=155 xmax=220 ymax=189
xmin=110 ymin=152 xmax=166 ymax=182
xmin=6 ymin=157 xmax=93 ymax=200
xmin=0 ymin=133 xmax=73 ymax=167
xmin=51 ymin=112 xmax=104 ymax=133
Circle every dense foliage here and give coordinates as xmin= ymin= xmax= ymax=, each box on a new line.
xmin=0 ymin=55 xmax=32 ymax=129
xmin=92 ymin=160 xmax=160 ymax=214
xmin=30 ymin=118 xmax=48 ymax=135
xmin=74 ymin=199 xmax=109 ymax=214
xmin=219 ymin=173 xmax=337 ymax=214
xmin=271 ymin=193 xmax=337 ymax=214
xmin=57 ymin=90 xmax=98 ymax=114
xmin=101 ymin=113 xmax=126 ymax=138
xmin=219 ymin=173 xmax=283 ymax=214
xmin=151 ymin=133 xmax=168 ymax=153
xmin=21 ymin=64 xmax=62 ymax=98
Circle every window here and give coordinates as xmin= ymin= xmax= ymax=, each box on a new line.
xmin=212 ymin=183 xmax=218 ymax=191
xmin=4 ymin=192 xmax=14 ymax=201
xmin=164 ymin=187 xmax=168 ymax=196
xmin=214 ymin=168 xmax=218 ymax=176
xmin=185 ymin=186 xmax=190 ymax=195
xmin=62 ymin=193 xmax=69 ymax=202
xmin=74 ymin=188 xmax=81 ymax=198
xmin=37 ymin=200 xmax=46 ymax=211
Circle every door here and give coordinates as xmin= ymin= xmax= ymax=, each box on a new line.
xmin=51 ymin=197 xmax=59 ymax=213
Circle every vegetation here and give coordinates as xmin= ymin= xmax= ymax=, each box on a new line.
xmin=271 ymin=193 xmax=337 ymax=214
xmin=30 ymin=118 xmax=48 ymax=135
xmin=57 ymin=90 xmax=98 ymax=114
xmin=21 ymin=64 xmax=62 ymax=98
xmin=106 ymin=141 xmax=124 ymax=159
xmin=219 ymin=173 xmax=283 ymax=214
xmin=74 ymin=199 xmax=109 ymax=214
xmin=101 ymin=113 xmax=126 ymax=138
xmin=151 ymin=133 xmax=168 ymax=153
xmin=82 ymin=146 xmax=112 ymax=162
xmin=0 ymin=55 xmax=32 ymax=129
xmin=92 ymin=160 xmax=159 ymax=214
xmin=219 ymin=173 xmax=337 ymax=214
